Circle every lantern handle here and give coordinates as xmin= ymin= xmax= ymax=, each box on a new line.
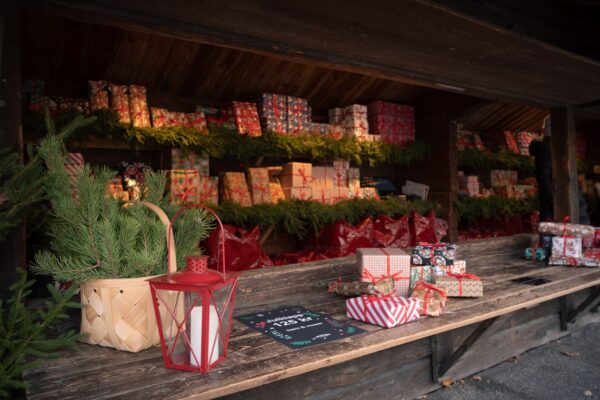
xmin=167 ymin=205 xmax=227 ymax=280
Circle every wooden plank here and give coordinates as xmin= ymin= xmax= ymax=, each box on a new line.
xmin=24 ymin=265 xmax=600 ymax=400
xmin=27 ymin=0 xmax=600 ymax=107
xmin=551 ymin=107 xmax=579 ymax=221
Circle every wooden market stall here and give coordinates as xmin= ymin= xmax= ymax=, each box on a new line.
xmin=2 ymin=0 xmax=600 ymax=398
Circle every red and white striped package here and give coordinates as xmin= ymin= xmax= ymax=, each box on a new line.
xmin=64 ymin=153 xmax=84 ymax=194
xmin=346 ymin=294 xmax=420 ymax=328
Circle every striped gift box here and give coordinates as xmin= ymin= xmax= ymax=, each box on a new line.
xmin=346 ymin=295 xmax=419 ymax=328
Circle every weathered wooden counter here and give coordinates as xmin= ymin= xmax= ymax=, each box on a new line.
xmin=24 ymin=234 xmax=600 ymax=399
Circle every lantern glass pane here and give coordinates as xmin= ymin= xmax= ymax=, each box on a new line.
xmin=211 ymin=283 xmax=235 ymax=362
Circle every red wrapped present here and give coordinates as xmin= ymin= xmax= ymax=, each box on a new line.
xmin=410 ymin=282 xmax=447 ymax=316
xmin=128 ymin=85 xmax=151 ymax=128
xmin=373 ymin=215 xmax=411 ymax=248
xmin=221 ymin=172 xmax=252 ymax=207
xmin=151 ymin=107 xmax=168 ymax=128
xmin=346 ymin=294 xmax=419 ymax=328
xmin=232 ymin=101 xmax=262 ymax=136
xmin=318 ymin=217 xmax=375 ymax=258
xmin=503 ymin=131 xmax=520 ymax=154
xmin=171 ymin=149 xmax=209 ymax=176
xmin=186 ymin=111 xmax=208 ymax=134
xmin=410 ymin=210 xmax=437 ymax=246
xmin=88 ymin=80 xmax=109 ymax=111
xmin=206 ymin=225 xmax=272 ymax=271
xmin=167 ymin=170 xmax=200 ymax=204
xmin=515 ymin=131 xmax=541 ymax=156
xmin=198 ymin=176 xmax=218 ymax=205
xmin=247 ymin=167 xmax=272 ymax=204
xmin=489 ymin=169 xmax=518 ymax=187
xmin=358 ymin=247 xmax=411 ymax=296
xmin=108 ymin=83 xmax=131 ymax=124
xmin=368 ymin=101 xmax=415 ymax=145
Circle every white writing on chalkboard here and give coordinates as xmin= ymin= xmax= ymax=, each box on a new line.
xmin=271 ymin=316 xmax=314 ymax=327
xmin=266 ymin=313 xmax=305 ymax=323
xmin=287 ymin=322 xmax=323 ymax=332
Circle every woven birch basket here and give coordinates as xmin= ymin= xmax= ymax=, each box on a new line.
xmin=79 ymin=201 xmax=177 ymax=352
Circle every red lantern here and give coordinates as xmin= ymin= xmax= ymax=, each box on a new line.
xmin=149 ymin=205 xmax=237 ymax=373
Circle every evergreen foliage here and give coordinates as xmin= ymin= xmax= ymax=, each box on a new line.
xmin=0 ymin=269 xmax=80 ymax=398
xmin=456 ymin=195 xmax=538 ymax=224
xmin=24 ymin=109 xmax=430 ymax=166
xmin=458 ymin=149 xmax=535 ymax=176
xmin=31 ymin=134 xmax=214 ymax=283
xmin=215 ymin=198 xmax=439 ymax=239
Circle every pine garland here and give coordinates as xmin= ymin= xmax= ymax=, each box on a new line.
xmin=456 ymin=195 xmax=538 ymax=224
xmin=24 ymin=109 xmax=430 ymax=166
xmin=458 ymin=149 xmax=535 ymax=176
xmin=31 ymin=133 xmax=215 ymax=283
xmin=215 ymin=198 xmax=439 ymax=239
xmin=0 ymin=269 xmax=80 ymax=398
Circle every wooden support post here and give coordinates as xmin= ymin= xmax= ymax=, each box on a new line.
xmin=431 ymin=315 xmax=509 ymax=382
xmin=565 ymin=287 xmax=600 ymax=325
xmin=550 ymin=107 xmax=579 ymax=222
xmin=0 ymin=0 xmax=24 ymax=297
xmin=559 ymin=295 xmax=572 ymax=331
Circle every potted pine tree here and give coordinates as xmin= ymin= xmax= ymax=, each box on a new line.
xmin=32 ymin=134 xmax=213 ymax=352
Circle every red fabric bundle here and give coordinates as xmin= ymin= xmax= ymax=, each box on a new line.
xmin=317 ymin=217 xmax=375 ymax=258
xmin=206 ymin=224 xmax=272 ymax=271
xmin=410 ymin=210 xmax=437 ymax=246
xmin=373 ymin=215 xmax=411 ymax=248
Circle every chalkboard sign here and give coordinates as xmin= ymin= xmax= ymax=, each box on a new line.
xmin=237 ymin=306 xmax=365 ymax=349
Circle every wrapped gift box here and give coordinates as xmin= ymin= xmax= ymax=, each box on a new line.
xmin=286 ymin=96 xmax=311 ymax=134
xmin=105 ymin=177 xmax=128 ymax=201
xmin=436 ymin=273 xmax=483 ymax=297
xmin=328 ymin=107 xmax=344 ymax=125
xmin=368 ymin=101 xmax=415 ymax=145
xmin=88 ymin=80 xmax=109 ymax=111
xmin=409 ymin=265 xmax=434 ymax=292
xmin=232 ymin=101 xmax=262 ymax=137
xmin=128 ymin=85 xmax=151 ymax=128
xmin=489 ymin=169 xmax=518 ymax=187
xmin=108 ymin=83 xmax=131 ymax=124
xmin=502 ymin=131 xmax=521 ymax=154
xmin=359 ymin=187 xmax=380 ymax=200
xmin=258 ymin=93 xmax=288 ymax=134
xmin=221 ymin=172 xmax=252 ymax=207
xmin=151 ymin=107 xmax=168 ymax=128
xmin=494 ymin=184 xmax=535 ymax=199
xmin=538 ymin=221 xmax=595 ymax=246
xmin=347 ymin=168 xmax=360 ymax=190
xmin=171 ymin=149 xmax=209 ymax=176
xmin=269 ymin=179 xmax=286 ymax=203
xmin=515 ymin=131 xmax=542 ymax=156
xmin=311 ymin=123 xmax=330 ymax=135
xmin=402 ymin=180 xmax=429 ymax=200
xmin=280 ymin=162 xmax=312 ymax=188
xmin=198 ymin=176 xmax=219 ymax=205
xmin=330 ymin=187 xmax=349 ymax=203
xmin=346 ymin=294 xmax=419 ymax=328
xmin=341 ymin=104 xmax=368 ymax=138
xmin=247 ymin=168 xmax=272 ymax=204
xmin=312 ymin=166 xmax=334 ymax=189
xmin=411 ymin=243 xmax=456 ymax=266
xmin=433 ymin=259 xmax=466 ymax=277
xmin=548 ymin=256 xmax=600 ymax=267
xmin=358 ymin=248 xmax=411 ymax=296
xmin=313 ymin=187 xmax=335 ymax=204
xmin=410 ymin=282 xmax=447 ymax=316
xmin=328 ymin=124 xmax=345 ymax=139
xmin=551 ymin=236 xmax=582 ymax=258
xmin=167 ymin=170 xmax=200 ymax=204
xmin=283 ymin=187 xmax=312 ymax=201
xmin=186 ymin=111 xmax=208 ymax=134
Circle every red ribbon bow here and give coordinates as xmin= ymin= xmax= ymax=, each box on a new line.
xmin=177 ymin=187 xmax=198 ymax=203
xmin=362 ymin=293 xmax=397 ymax=316
xmin=446 ymin=273 xmax=480 ymax=296
xmin=413 ymin=281 xmax=446 ymax=315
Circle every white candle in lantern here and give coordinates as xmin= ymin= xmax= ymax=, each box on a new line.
xmin=190 ymin=305 xmax=220 ymax=367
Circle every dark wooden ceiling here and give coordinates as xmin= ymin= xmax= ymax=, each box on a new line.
xmin=460 ymin=103 xmax=548 ymax=133
xmin=22 ymin=10 xmax=427 ymax=114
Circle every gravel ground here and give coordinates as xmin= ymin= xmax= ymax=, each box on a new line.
xmin=426 ymin=320 xmax=600 ymax=400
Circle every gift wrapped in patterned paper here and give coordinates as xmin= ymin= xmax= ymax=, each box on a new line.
xmin=494 ymin=184 xmax=535 ymax=199
xmin=328 ymin=107 xmax=344 ymax=125
xmin=436 ymin=273 xmax=483 ymax=297
xmin=410 ymin=282 xmax=447 ymax=316
xmin=269 ymin=178 xmax=286 ymax=203
xmin=286 ymin=96 xmax=311 ymax=134
xmin=88 ymin=80 xmax=109 ymax=111
xmin=548 ymin=256 xmax=600 ymax=267
xmin=489 ymin=169 xmax=518 ymax=187
xmin=186 ymin=111 xmax=208 ymax=134
xmin=551 ymin=236 xmax=582 ymax=259
xmin=311 ymin=166 xmax=334 ymax=189
xmin=107 ymin=83 xmax=131 ymax=124
xmin=456 ymin=127 xmax=485 ymax=151
xmin=409 ymin=265 xmax=434 ymax=292
xmin=283 ymin=187 xmax=312 ymax=201
xmin=328 ymin=124 xmax=345 ymax=139
xmin=258 ymin=93 xmax=288 ymax=134
xmin=232 ymin=101 xmax=262 ymax=137
xmin=359 ymin=187 xmax=380 ymax=200
xmin=167 ymin=170 xmax=200 ymax=204
xmin=347 ymin=168 xmax=361 ymax=192
xmin=105 ymin=177 xmax=129 ymax=201
xmin=433 ymin=260 xmax=466 ymax=277
xmin=310 ymin=123 xmax=330 ymax=136
xmin=313 ymin=187 xmax=336 ymax=204
xmin=538 ymin=221 xmax=596 ymax=247
xmin=515 ymin=131 xmax=542 ymax=156
xmin=280 ymin=162 xmax=312 ymax=188
xmin=368 ymin=101 xmax=415 ymax=145
xmin=503 ymin=131 xmax=520 ymax=154
xmin=168 ymin=111 xmax=188 ymax=127
xmin=411 ymin=243 xmax=456 ymax=266
xmin=221 ymin=172 xmax=252 ymax=207
xmin=346 ymin=294 xmax=419 ymax=328
xmin=171 ymin=149 xmax=209 ymax=177
xmin=358 ymin=248 xmax=411 ymax=297
xmin=198 ymin=176 xmax=219 ymax=205
xmin=329 ymin=278 xmax=395 ymax=297
xmin=341 ymin=104 xmax=369 ymax=138
xmin=151 ymin=107 xmax=168 ymax=128
xmin=458 ymin=174 xmax=480 ymax=197
xmin=128 ymin=85 xmax=151 ymax=128
xmin=330 ymin=186 xmax=349 ymax=204
xmin=247 ymin=167 xmax=272 ymax=205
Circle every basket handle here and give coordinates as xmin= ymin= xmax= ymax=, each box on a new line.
xmin=167 ymin=205 xmax=227 ymax=279
xmin=137 ymin=201 xmax=177 ymax=274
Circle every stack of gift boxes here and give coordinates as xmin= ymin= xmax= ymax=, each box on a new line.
xmin=329 ymin=105 xmax=371 ymax=140
xmin=458 ymin=171 xmax=480 ymax=197
xmin=336 ymin=243 xmax=483 ymax=328
xmin=367 ymin=101 xmax=415 ymax=145
xmin=167 ymin=149 xmax=218 ymax=205
xmin=456 ymin=125 xmax=485 ymax=151
xmin=487 ymin=169 xmax=536 ymax=199
xmin=257 ymin=93 xmax=312 ymax=135
xmin=538 ymin=221 xmax=600 ymax=267
xmin=279 ymin=162 xmax=312 ymax=201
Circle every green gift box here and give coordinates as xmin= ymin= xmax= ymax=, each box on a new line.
xmin=409 ymin=265 xmax=434 ymax=292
